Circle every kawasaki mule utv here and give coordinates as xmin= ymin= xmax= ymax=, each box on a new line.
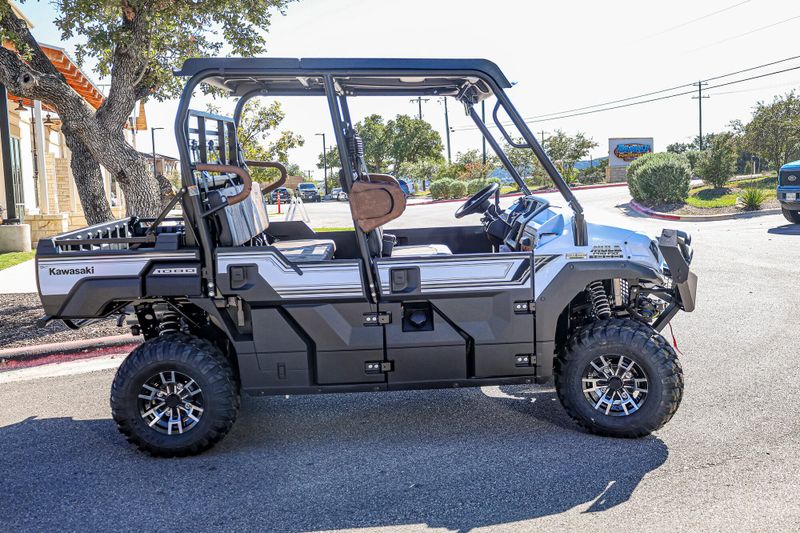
xmin=35 ymin=58 xmax=696 ymax=456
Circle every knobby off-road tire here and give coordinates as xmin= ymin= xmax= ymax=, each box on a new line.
xmin=782 ymin=208 xmax=800 ymax=224
xmin=555 ymin=318 xmax=683 ymax=438
xmin=110 ymin=333 xmax=240 ymax=457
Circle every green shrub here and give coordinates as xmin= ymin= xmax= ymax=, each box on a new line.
xmin=684 ymin=150 xmax=702 ymax=173
xmin=628 ymin=152 xmax=691 ymax=204
xmin=740 ymin=187 xmax=767 ymax=210
xmin=449 ymin=180 xmax=467 ymax=199
xmin=467 ymin=179 xmax=487 ymax=195
xmin=487 ymin=177 xmax=501 ymax=186
xmin=696 ymin=133 xmax=737 ymax=188
xmin=429 ymin=179 xmax=452 ymax=200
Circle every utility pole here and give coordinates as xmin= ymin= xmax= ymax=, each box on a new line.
xmin=481 ymin=100 xmax=487 ymax=165
xmin=539 ymin=130 xmax=549 ymax=151
xmin=150 ymin=127 xmax=164 ymax=180
xmin=409 ymin=97 xmax=430 ymax=120
xmin=316 ymin=133 xmax=328 ymax=196
xmin=692 ymin=81 xmax=710 ymax=150
xmin=439 ymin=97 xmax=451 ymax=163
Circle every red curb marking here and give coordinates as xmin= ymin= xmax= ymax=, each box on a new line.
xmin=628 ymin=200 xmax=682 ymax=221
xmin=408 ymin=182 xmax=629 ymax=206
xmin=0 ymin=343 xmax=138 ymax=372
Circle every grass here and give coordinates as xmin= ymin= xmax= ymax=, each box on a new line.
xmin=314 ymin=227 xmax=354 ymax=232
xmin=685 ymin=175 xmax=777 ymax=209
xmin=0 ymin=251 xmax=34 ymax=271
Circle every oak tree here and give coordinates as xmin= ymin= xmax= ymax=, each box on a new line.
xmin=0 ymin=0 xmax=291 ymax=224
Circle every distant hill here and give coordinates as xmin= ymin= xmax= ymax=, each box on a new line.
xmin=574 ymin=157 xmax=608 ymax=171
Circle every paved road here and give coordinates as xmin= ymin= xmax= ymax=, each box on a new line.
xmin=2 ymin=187 xmax=800 ymax=531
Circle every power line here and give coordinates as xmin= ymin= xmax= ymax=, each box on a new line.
xmin=638 ymin=0 xmax=752 ymax=41
xmin=689 ymin=13 xmax=800 ymax=52
xmin=451 ymin=56 xmax=800 ymax=131
xmin=520 ymin=54 xmax=800 ymax=122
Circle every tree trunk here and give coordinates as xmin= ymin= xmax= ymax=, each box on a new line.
xmin=62 ymin=128 xmax=114 ymax=225
xmin=83 ymin=129 xmax=163 ymax=220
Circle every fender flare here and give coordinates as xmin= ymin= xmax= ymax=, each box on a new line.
xmin=534 ymin=260 xmax=662 ymax=381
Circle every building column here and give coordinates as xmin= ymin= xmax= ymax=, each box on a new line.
xmin=0 ymin=83 xmax=17 ymax=221
xmin=33 ymin=100 xmax=50 ymax=213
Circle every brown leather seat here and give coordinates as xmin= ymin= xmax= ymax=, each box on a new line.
xmin=348 ymin=174 xmax=407 ymax=232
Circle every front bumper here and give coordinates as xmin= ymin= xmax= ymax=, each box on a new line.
xmin=777 ymin=187 xmax=800 ymax=208
xmin=658 ymin=229 xmax=697 ymax=312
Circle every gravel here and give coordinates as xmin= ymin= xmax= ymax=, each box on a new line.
xmin=0 ymin=293 xmax=123 ymax=349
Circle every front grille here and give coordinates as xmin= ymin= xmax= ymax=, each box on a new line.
xmin=780 ymin=170 xmax=800 ymax=187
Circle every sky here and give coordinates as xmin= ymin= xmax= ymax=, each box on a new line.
xmin=20 ymin=0 xmax=800 ymax=180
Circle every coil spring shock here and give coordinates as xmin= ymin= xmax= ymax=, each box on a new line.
xmin=587 ymin=281 xmax=612 ymax=319
xmin=158 ymin=311 xmax=181 ymax=334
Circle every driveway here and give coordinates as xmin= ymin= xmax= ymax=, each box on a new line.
xmin=2 ymin=190 xmax=799 ymax=530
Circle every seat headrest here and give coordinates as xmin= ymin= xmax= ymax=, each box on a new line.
xmin=349 ymin=174 xmax=407 ymax=232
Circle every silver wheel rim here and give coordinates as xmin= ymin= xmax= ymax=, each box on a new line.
xmin=581 ymin=355 xmax=648 ymax=417
xmin=138 ymin=371 xmax=204 ymax=435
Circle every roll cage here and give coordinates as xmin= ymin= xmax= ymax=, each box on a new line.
xmin=172 ymin=58 xmax=588 ymax=294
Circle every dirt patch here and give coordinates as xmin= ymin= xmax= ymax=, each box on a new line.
xmin=0 ymin=293 xmax=123 ymax=349
xmin=643 ymin=196 xmax=780 ymax=215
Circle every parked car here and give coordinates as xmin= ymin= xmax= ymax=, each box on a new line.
xmin=331 ymin=187 xmax=348 ymax=201
xmin=295 ymin=182 xmax=321 ymax=202
xmin=778 ymin=160 xmax=800 ymax=223
xmin=269 ymin=186 xmax=292 ymax=204
xmin=397 ymin=178 xmax=413 ymax=198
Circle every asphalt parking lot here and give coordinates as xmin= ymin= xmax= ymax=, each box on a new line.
xmin=2 ymin=188 xmax=800 ymax=531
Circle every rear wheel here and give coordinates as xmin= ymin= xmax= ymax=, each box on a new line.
xmin=555 ymin=319 xmax=683 ymax=438
xmin=782 ymin=208 xmax=800 ymax=224
xmin=110 ymin=333 xmax=240 ymax=456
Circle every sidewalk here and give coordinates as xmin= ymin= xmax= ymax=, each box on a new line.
xmin=0 ymin=259 xmax=37 ymax=294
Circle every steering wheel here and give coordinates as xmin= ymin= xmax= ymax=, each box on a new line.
xmin=455 ymin=182 xmax=499 ymax=219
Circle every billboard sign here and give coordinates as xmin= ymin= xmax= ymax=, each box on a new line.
xmin=609 ymin=138 xmax=654 ymax=167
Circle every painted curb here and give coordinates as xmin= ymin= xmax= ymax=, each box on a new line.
xmin=628 ymin=200 xmax=782 ymax=221
xmin=408 ymin=181 xmax=629 ymax=206
xmin=0 ymin=334 xmax=141 ymax=371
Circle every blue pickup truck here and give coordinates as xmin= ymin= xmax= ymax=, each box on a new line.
xmin=778 ymin=160 xmax=800 ymax=223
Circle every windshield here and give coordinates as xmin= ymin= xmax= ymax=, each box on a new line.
xmin=298 ymin=183 xmax=316 ymax=190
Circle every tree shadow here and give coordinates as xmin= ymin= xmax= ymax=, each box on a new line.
xmin=0 ymin=385 xmax=668 ymax=532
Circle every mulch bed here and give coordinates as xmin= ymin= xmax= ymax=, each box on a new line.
xmin=644 ymin=196 xmax=780 ymax=215
xmin=0 ymin=293 xmax=122 ymax=350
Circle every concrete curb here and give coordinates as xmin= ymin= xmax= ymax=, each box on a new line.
xmin=628 ymin=200 xmax=782 ymax=221
xmin=408 ymin=181 xmax=629 ymax=206
xmin=0 ymin=334 xmax=140 ymax=371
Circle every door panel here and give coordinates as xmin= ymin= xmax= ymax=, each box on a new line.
xmin=375 ymin=252 xmax=535 ymax=381
xmin=381 ymin=301 xmax=467 ymax=384
xmin=285 ymin=302 xmax=385 ymax=385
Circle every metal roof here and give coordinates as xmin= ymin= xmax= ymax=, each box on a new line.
xmin=174 ymin=57 xmax=512 ymax=97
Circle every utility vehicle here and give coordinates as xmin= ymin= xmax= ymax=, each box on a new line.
xmin=35 ymin=58 xmax=696 ymax=456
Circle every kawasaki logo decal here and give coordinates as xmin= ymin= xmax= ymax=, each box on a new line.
xmin=48 ymin=266 xmax=95 ymax=276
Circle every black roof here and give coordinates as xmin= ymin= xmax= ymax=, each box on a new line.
xmin=174 ymin=58 xmax=512 ymax=98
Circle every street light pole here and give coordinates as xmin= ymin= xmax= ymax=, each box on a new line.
xmin=151 ymin=127 xmax=164 ymax=180
xmin=316 ymin=133 xmax=328 ymax=196
xmin=692 ymin=81 xmax=709 ymax=150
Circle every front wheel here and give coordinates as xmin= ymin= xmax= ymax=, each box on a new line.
xmin=555 ymin=319 xmax=683 ymax=438
xmin=110 ymin=333 xmax=240 ymax=456
xmin=782 ymin=208 xmax=800 ymax=224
